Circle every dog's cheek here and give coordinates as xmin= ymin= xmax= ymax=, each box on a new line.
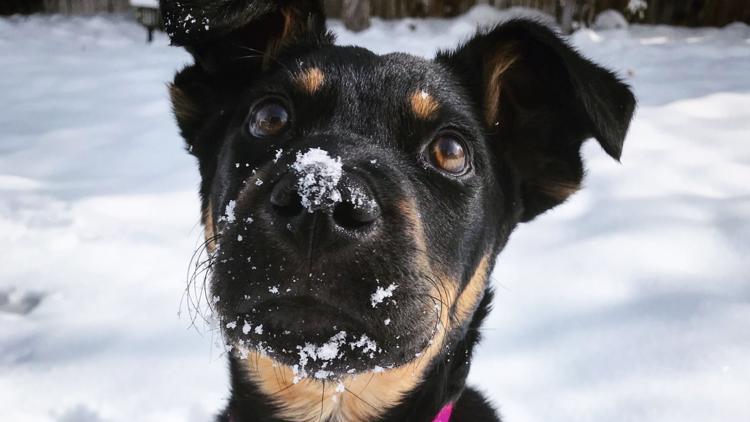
xmin=202 ymin=199 xmax=217 ymax=252
xmin=451 ymin=254 xmax=492 ymax=328
xmin=169 ymin=83 xmax=201 ymax=136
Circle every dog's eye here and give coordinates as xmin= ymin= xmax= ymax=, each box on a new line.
xmin=248 ymin=100 xmax=290 ymax=138
xmin=428 ymin=134 xmax=468 ymax=175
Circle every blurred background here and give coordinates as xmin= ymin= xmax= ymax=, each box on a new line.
xmin=2 ymin=0 xmax=750 ymax=33
xmin=1 ymin=1 xmax=748 ymax=422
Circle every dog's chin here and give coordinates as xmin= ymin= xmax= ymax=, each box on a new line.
xmin=224 ymin=296 xmax=431 ymax=377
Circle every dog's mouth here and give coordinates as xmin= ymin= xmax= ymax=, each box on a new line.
xmin=235 ymin=296 xmax=367 ymax=343
xmin=211 ymin=214 xmax=441 ymax=379
xmin=223 ymin=293 xmax=430 ymax=378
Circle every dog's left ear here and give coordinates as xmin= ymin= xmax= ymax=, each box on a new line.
xmin=438 ymin=20 xmax=636 ymax=222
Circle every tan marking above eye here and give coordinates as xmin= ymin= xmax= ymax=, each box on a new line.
xmin=410 ymin=89 xmax=440 ymax=120
xmin=295 ymin=67 xmax=325 ymax=94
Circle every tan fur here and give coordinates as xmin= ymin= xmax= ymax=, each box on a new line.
xmin=409 ymin=89 xmax=440 ymax=120
xmin=245 ymin=348 xmax=438 ymax=422
xmin=482 ymin=46 xmax=518 ymax=126
xmin=539 ymin=180 xmax=581 ymax=202
xmin=241 ymin=200 xmax=492 ymax=421
xmin=168 ymin=84 xmax=199 ymax=124
xmin=452 ymin=255 xmax=491 ymax=325
xmin=280 ymin=6 xmax=298 ymax=39
xmin=263 ymin=6 xmax=302 ymax=68
xmin=395 ymin=198 xmax=428 ymax=259
xmin=202 ymin=201 xmax=217 ymax=253
xmin=295 ymin=67 xmax=325 ymax=95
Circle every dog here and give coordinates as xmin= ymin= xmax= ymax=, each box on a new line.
xmin=161 ymin=1 xmax=635 ymax=421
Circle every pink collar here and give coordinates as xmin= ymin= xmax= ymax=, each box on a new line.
xmin=433 ymin=403 xmax=454 ymax=422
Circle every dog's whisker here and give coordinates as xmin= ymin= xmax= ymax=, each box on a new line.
xmin=233 ymin=44 xmax=293 ymax=73
xmin=318 ymin=380 xmax=325 ymax=422
xmin=182 ymin=232 xmax=222 ymax=333
xmin=357 ymin=372 xmax=377 ymax=395
xmin=343 ymin=386 xmax=379 ymax=412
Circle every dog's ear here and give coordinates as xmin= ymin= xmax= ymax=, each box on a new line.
xmin=437 ymin=20 xmax=635 ymax=222
xmin=162 ymin=1 xmax=331 ymax=152
xmin=160 ymin=0 xmax=329 ymax=73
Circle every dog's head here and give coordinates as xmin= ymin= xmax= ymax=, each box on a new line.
xmin=166 ymin=0 xmax=633 ymax=388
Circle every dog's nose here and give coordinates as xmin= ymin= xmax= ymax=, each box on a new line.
xmin=270 ymin=172 xmax=303 ymax=216
xmin=269 ymin=171 xmax=380 ymax=237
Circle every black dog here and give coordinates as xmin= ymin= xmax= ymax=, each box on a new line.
xmin=162 ymin=1 xmax=634 ymax=421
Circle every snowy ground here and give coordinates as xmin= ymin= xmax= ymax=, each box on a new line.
xmin=1 ymin=7 xmax=749 ymax=422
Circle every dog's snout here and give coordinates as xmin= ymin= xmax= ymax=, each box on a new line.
xmin=268 ymin=170 xmax=381 ymax=247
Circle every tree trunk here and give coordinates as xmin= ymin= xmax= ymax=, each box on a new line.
xmin=343 ymin=0 xmax=371 ymax=32
xmin=558 ymin=0 xmax=577 ymax=33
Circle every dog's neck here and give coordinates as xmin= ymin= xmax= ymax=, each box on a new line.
xmin=222 ymin=291 xmax=493 ymax=422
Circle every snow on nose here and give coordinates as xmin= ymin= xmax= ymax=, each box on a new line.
xmin=291 ymin=148 xmax=343 ymax=212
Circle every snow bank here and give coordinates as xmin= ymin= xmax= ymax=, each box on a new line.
xmin=593 ymin=9 xmax=629 ymax=30
xmin=1 ymin=8 xmax=749 ymax=422
xmin=129 ymin=0 xmax=159 ymax=8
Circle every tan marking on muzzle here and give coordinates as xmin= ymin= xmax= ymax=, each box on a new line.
xmin=245 ymin=350 xmax=440 ymax=422
xmin=409 ymin=89 xmax=440 ymax=120
xmin=295 ymin=67 xmax=325 ymax=95
xmin=396 ymin=198 xmax=428 ymax=258
xmin=452 ymin=254 xmax=491 ymax=326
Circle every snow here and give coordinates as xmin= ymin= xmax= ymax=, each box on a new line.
xmin=335 ymin=381 xmax=346 ymax=393
xmin=593 ymin=10 xmax=629 ymax=30
xmin=628 ymin=0 xmax=649 ymax=16
xmin=293 ymin=331 xmax=347 ymax=381
xmin=1 ymin=7 xmax=749 ymax=422
xmin=290 ymin=331 xmax=383 ymax=383
xmin=129 ymin=0 xmax=158 ymax=8
xmin=347 ymin=185 xmax=377 ymax=211
xmin=291 ymin=147 xmax=343 ymax=212
xmin=370 ymin=283 xmax=398 ymax=307
xmin=220 ymin=200 xmax=236 ymax=223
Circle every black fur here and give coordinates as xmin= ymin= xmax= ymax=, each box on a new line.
xmin=161 ymin=1 xmax=635 ymax=421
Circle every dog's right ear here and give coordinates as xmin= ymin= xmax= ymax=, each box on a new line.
xmin=160 ymin=0 xmax=329 ymax=73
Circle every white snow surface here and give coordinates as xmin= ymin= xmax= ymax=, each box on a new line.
xmin=593 ymin=9 xmax=629 ymax=30
xmin=129 ymin=0 xmax=159 ymax=8
xmin=1 ymin=7 xmax=749 ymax=422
